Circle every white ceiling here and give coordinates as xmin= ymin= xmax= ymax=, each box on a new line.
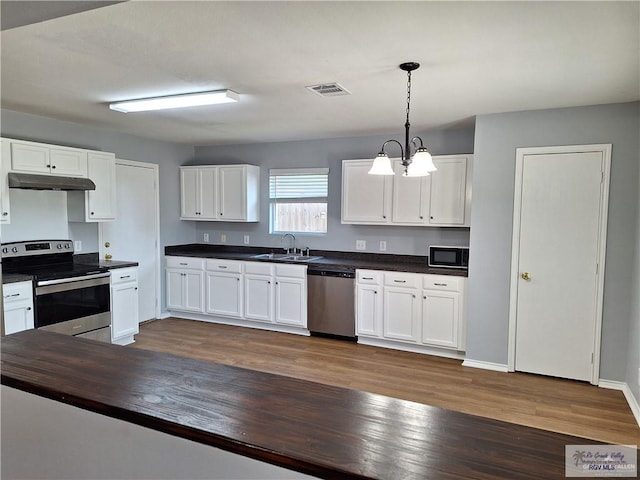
xmin=1 ymin=1 xmax=638 ymax=146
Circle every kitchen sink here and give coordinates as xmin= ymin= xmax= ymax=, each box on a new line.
xmin=250 ymin=253 xmax=291 ymax=260
xmin=250 ymin=253 xmax=323 ymax=262
xmin=281 ymin=255 xmax=324 ymax=262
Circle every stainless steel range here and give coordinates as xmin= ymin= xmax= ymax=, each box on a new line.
xmin=2 ymin=240 xmax=112 ymax=342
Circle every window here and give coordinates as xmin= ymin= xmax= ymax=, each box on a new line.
xmin=269 ymin=168 xmax=329 ymax=234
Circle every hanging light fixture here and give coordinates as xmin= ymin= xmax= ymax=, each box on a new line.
xmin=368 ymin=62 xmax=436 ymax=177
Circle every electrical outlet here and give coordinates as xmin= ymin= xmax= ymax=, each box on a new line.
xmin=203 ymin=233 xmax=209 ymax=242
xmin=220 ymin=234 xmax=227 ymax=243
xmin=379 ymin=240 xmax=387 ymax=252
xmin=356 ymin=240 xmax=366 ymax=251
xmin=244 ymin=235 xmax=250 ymax=245
xmin=74 ymin=241 xmax=82 ymax=252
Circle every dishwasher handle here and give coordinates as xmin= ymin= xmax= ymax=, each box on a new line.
xmin=307 ymin=269 xmax=355 ymax=279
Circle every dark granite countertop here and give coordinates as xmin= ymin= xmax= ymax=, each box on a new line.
xmin=165 ymin=243 xmax=468 ymax=277
xmin=73 ymin=253 xmax=139 ymax=270
xmin=2 ymin=273 xmax=34 ymax=285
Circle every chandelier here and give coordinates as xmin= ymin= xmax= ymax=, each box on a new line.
xmin=368 ymin=62 xmax=436 ymax=177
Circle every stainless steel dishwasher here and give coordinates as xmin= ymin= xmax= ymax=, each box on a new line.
xmin=307 ymin=268 xmax=356 ymax=339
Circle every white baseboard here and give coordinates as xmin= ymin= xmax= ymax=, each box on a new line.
xmin=461 ymin=359 xmax=509 ymax=373
xmin=598 ymin=379 xmax=640 ymax=428
xmin=157 ymin=311 xmax=172 ymax=320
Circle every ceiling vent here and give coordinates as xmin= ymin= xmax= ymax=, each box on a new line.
xmin=306 ymin=83 xmax=351 ymax=97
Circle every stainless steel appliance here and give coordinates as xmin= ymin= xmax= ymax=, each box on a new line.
xmin=428 ymin=245 xmax=469 ymax=269
xmin=2 ymin=240 xmax=112 ymax=342
xmin=307 ymin=267 xmax=356 ymax=339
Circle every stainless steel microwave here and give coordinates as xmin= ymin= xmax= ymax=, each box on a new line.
xmin=428 ymin=246 xmax=469 ymax=269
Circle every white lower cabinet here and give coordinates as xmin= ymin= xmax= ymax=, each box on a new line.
xmin=165 ymin=257 xmax=307 ymax=333
xmin=205 ymin=260 xmax=243 ymax=318
xmin=165 ymin=257 xmax=204 ymax=313
xmin=3 ymin=281 xmax=34 ymax=335
xmin=274 ymin=264 xmax=307 ymax=328
xmin=355 ymin=270 xmax=383 ymax=338
xmin=110 ymin=267 xmax=139 ymax=345
xmin=244 ymin=262 xmax=275 ymax=323
xmin=356 ymin=269 xmax=466 ymax=355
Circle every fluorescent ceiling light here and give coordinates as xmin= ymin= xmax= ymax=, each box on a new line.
xmin=109 ymin=89 xmax=239 ymax=113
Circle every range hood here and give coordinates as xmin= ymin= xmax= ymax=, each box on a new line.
xmin=8 ymin=172 xmax=96 ymax=191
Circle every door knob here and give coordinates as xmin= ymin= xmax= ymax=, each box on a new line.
xmin=521 ymin=272 xmax=531 ymax=281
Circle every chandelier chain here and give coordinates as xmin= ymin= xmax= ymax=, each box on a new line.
xmin=406 ymin=70 xmax=412 ymax=125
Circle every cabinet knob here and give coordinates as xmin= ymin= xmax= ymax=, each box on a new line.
xmin=90 ymin=212 xmax=95 ymax=215
xmin=420 ymin=216 xmax=423 ymax=219
xmin=135 ymin=287 xmax=138 ymax=291
xmin=423 ymin=296 xmax=427 ymax=299
xmin=382 ymin=215 xmax=386 ymax=219
xmin=521 ymin=272 xmax=531 ymax=281
xmin=46 ymin=164 xmax=51 ymax=168
xmin=2 ymin=212 xmax=7 ymax=216
xmin=27 ymin=307 xmax=32 ymax=310
xmin=51 ymin=165 xmax=56 ymax=169
xmin=430 ymin=216 xmax=434 ymax=219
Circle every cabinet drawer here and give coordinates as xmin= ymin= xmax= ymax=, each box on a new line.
xmin=3 ymin=281 xmax=33 ymax=303
xmin=275 ymin=263 xmax=306 ymax=278
xmin=357 ymin=270 xmax=382 ymax=284
xmin=206 ymin=259 xmax=243 ymax=273
xmin=111 ymin=267 xmax=138 ymax=285
xmin=384 ymin=272 xmax=419 ymax=288
xmin=166 ymin=256 xmax=204 ymax=270
xmin=245 ymin=261 xmax=274 ymax=276
xmin=423 ymin=275 xmax=461 ymax=292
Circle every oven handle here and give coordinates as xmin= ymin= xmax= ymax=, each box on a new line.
xmin=36 ymin=272 xmax=111 ymax=295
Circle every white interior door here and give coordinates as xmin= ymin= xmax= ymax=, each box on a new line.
xmin=100 ymin=160 xmax=159 ymax=322
xmin=509 ymin=145 xmax=610 ymax=383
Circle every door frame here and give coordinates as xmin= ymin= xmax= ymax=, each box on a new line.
xmin=98 ymin=159 xmax=161 ymax=320
xmin=507 ymin=144 xmax=611 ymax=384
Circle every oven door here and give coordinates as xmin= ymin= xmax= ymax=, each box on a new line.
xmin=35 ymin=273 xmax=111 ymax=337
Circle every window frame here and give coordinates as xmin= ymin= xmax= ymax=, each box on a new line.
xmin=268 ymin=168 xmax=329 ymax=235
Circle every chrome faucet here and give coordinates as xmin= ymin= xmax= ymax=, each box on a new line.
xmin=281 ymin=233 xmax=296 ymax=254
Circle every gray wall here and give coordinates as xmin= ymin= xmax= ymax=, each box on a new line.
xmin=626 ymin=142 xmax=640 ymax=407
xmin=193 ymin=129 xmax=475 ymax=255
xmin=467 ymin=102 xmax=639 ymax=384
xmin=0 ymin=109 xmax=196 ymax=251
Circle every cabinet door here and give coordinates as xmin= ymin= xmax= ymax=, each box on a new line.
xmin=391 ymin=160 xmax=429 ymax=224
xmin=49 ymin=148 xmax=87 ymax=177
xmin=166 ymin=269 xmax=186 ymax=310
xmin=184 ymin=271 xmax=205 ymax=312
xmin=199 ymin=167 xmax=218 ymax=219
xmin=111 ymin=282 xmax=139 ymax=341
xmin=342 ymin=160 xmax=392 ymax=224
xmin=383 ymin=287 xmax=420 ymax=343
xmin=275 ymin=277 xmax=306 ymax=327
xmin=244 ymin=274 xmax=273 ymax=323
xmin=180 ymin=168 xmax=200 ymax=219
xmin=86 ymin=152 xmax=116 ymax=221
xmin=206 ymin=272 xmax=243 ymax=317
xmin=4 ymin=302 xmax=34 ymax=335
xmin=218 ymin=166 xmax=245 ymax=221
xmin=356 ymin=284 xmax=383 ymax=337
xmin=0 ymin=140 xmax=10 ymax=223
xmin=421 ymin=290 xmax=459 ymax=348
xmin=11 ymin=142 xmax=50 ymax=173
xmin=429 ymin=156 xmax=468 ymax=225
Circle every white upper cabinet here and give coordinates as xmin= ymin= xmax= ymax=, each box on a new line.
xmin=428 ymin=155 xmax=470 ymax=226
xmin=180 ymin=165 xmax=259 ymax=222
xmin=11 ymin=141 xmax=87 ymax=177
xmin=341 ymin=160 xmax=392 ymax=224
xmin=0 ymin=140 xmax=11 ymax=224
xmin=67 ymin=151 xmax=116 ymax=222
xmin=391 ymin=159 xmax=430 ymax=224
xmin=342 ymin=155 xmax=472 ymax=227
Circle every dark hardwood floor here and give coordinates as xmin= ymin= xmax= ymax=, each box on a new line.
xmin=133 ymin=318 xmax=640 ymax=446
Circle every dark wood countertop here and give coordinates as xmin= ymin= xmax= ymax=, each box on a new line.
xmin=165 ymin=244 xmax=468 ymax=276
xmin=2 ymin=330 xmax=599 ymax=479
